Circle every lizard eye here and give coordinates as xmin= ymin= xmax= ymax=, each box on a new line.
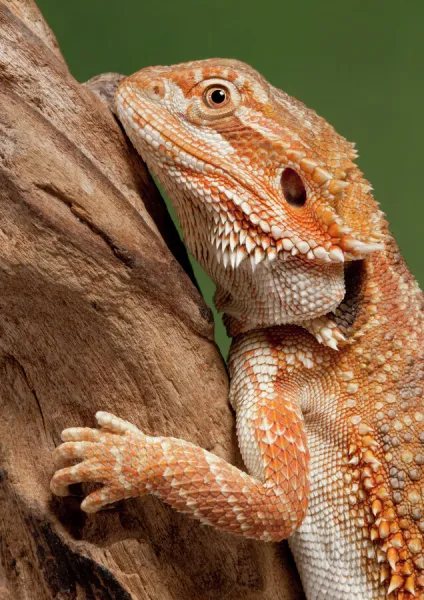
xmin=188 ymin=79 xmax=240 ymax=123
xmin=281 ymin=168 xmax=307 ymax=208
xmin=204 ymin=85 xmax=230 ymax=108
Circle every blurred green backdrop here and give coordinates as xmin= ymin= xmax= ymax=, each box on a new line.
xmin=37 ymin=0 xmax=423 ymax=357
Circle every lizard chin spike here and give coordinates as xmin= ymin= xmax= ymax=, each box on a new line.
xmin=303 ymin=317 xmax=346 ymax=350
xmin=342 ymin=238 xmax=385 ymax=257
xmin=235 ymin=246 xmax=247 ymax=267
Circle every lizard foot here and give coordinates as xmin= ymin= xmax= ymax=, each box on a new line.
xmin=51 ymin=411 xmax=147 ymax=512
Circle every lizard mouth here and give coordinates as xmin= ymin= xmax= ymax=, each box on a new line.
xmin=116 ymin=84 xmax=384 ymax=269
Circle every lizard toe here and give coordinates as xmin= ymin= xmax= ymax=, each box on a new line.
xmin=95 ymin=411 xmax=143 ymax=436
xmin=50 ymin=457 xmax=107 ymax=496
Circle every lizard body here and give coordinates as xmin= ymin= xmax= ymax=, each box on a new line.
xmin=51 ymin=59 xmax=424 ymax=599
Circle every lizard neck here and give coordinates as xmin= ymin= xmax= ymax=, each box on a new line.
xmin=335 ymin=229 xmax=422 ymax=345
xmin=223 ymin=226 xmax=422 ymax=343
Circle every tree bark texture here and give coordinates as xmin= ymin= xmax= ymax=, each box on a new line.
xmin=0 ymin=2 xmax=305 ymax=598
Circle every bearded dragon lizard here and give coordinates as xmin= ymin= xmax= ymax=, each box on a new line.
xmin=50 ymin=59 xmax=424 ymax=600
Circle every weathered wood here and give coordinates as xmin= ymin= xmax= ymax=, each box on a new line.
xmin=0 ymin=2 xmax=304 ymax=598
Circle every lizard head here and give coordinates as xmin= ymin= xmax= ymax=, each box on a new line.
xmin=116 ymin=59 xmax=384 ymax=333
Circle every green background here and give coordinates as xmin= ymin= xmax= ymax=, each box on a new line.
xmin=37 ymin=0 xmax=423 ymax=357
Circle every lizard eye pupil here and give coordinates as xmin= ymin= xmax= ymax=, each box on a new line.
xmin=281 ymin=168 xmax=307 ymax=208
xmin=211 ymin=89 xmax=226 ymax=104
xmin=204 ymin=86 xmax=230 ymax=108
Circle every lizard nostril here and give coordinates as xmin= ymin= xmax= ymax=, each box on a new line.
xmin=144 ymin=79 xmax=165 ymax=100
xmin=281 ymin=168 xmax=307 ymax=208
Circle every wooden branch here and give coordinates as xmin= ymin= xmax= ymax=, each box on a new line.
xmin=0 ymin=2 xmax=304 ymax=598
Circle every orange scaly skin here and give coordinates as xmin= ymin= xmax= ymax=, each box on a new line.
xmin=51 ymin=60 xmax=423 ymax=599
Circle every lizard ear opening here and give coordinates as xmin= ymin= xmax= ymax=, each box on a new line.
xmin=281 ymin=168 xmax=307 ymax=208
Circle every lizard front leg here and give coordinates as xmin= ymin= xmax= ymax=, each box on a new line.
xmin=51 ymin=330 xmax=310 ymax=542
